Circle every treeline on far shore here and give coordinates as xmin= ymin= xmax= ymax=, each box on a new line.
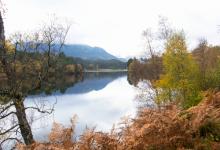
xmin=127 ymin=31 xmax=220 ymax=109
xmin=0 ymin=51 xmax=83 ymax=77
xmin=128 ymin=44 xmax=220 ymax=89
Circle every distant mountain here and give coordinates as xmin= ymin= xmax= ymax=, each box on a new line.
xmin=62 ymin=44 xmax=119 ymax=60
xmin=118 ymin=57 xmax=128 ymax=62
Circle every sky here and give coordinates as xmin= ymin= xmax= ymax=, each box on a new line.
xmin=3 ymin=0 xmax=220 ymax=58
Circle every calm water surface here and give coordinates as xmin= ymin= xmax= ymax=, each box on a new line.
xmin=25 ymin=72 xmax=140 ymax=141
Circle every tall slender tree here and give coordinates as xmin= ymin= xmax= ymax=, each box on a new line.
xmin=156 ymin=32 xmax=201 ymax=108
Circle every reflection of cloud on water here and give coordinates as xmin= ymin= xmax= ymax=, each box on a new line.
xmin=25 ymin=76 xmax=138 ymax=141
xmin=135 ymin=80 xmax=157 ymax=108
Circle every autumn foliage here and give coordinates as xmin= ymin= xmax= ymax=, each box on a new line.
xmin=17 ymin=91 xmax=220 ymax=150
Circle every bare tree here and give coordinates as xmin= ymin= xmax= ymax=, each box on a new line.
xmin=193 ymin=38 xmax=208 ymax=88
xmin=142 ymin=29 xmax=154 ymax=58
xmin=132 ymin=16 xmax=173 ymax=106
xmin=157 ymin=15 xmax=173 ymax=41
xmin=142 ymin=28 xmax=161 ymax=80
xmin=142 ymin=16 xmax=173 ymax=80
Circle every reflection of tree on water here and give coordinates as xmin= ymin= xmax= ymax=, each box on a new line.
xmin=28 ymin=73 xmax=83 ymax=96
xmin=128 ymin=70 xmax=159 ymax=109
xmin=62 ymin=72 xmax=126 ymax=94
xmin=127 ymin=57 xmax=162 ymax=87
xmin=134 ymin=80 xmax=157 ymax=109
xmin=127 ymin=57 xmax=162 ymax=108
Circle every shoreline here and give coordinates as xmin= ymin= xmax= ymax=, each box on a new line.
xmin=84 ymin=69 xmax=128 ymax=73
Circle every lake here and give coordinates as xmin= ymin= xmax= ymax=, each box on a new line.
xmin=24 ymin=72 xmax=141 ymax=141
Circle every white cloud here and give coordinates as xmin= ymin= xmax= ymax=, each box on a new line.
xmin=3 ymin=0 xmax=220 ymax=57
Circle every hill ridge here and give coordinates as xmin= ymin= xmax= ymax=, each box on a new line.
xmin=62 ymin=44 xmax=119 ymax=60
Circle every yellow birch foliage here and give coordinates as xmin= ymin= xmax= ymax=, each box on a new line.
xmin=156 ymin=32 xmax=202 ymax=108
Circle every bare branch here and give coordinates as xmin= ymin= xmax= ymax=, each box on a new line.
xmin=25 ymin=106 xmax=54 ymax=114
xmin=0 ymin=102 xmax=15 ymax=114
xmin=158 ymin=15 xmax=173 ymax=41
xmin=0 ymin=124 xmax=19 ymax=136
xmin=0 ymin=111 xmax=16 ymax=120
xmin=0 ymin=137 xmax=22 ymax=145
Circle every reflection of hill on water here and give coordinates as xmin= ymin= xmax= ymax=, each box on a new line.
xmin=57 ymin=72 xmax=127 ymax=95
